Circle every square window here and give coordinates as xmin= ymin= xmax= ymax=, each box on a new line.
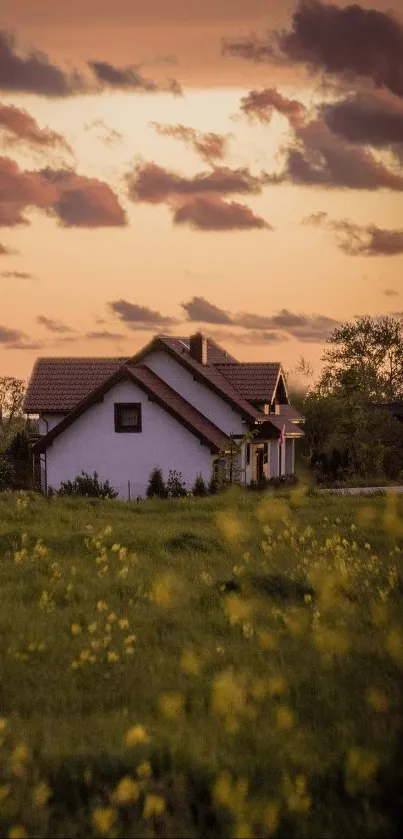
xmin=114 ymin=403 xmax=142 ymax=433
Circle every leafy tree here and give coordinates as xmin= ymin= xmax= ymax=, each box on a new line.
xmin=216 ymin=429 xmax=259 ymax=487
xmin=146 ymin=468 xmax=167 ymax=499
xmin=0 ymin=377 xmax=26 ymax=452
xmin=192 ymin=474 xmax=208 ymax=496
xmin=302 ymin=393 xmax=340 ymax=465
xmin=0 ymin=457 xmax=16 ymax=491
xmin=58 ymin=471 xmax=118 ymax=499
xmin=317 ymin=315 xmax=403 ymax=401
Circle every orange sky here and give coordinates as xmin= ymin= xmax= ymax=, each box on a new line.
xmin=1 ymin=0 xmax=402 ymax=383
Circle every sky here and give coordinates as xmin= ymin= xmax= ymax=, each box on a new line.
xmin=1 ymin=0 xmax=403 ymax=383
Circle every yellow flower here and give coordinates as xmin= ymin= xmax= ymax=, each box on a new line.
xmin=143 ymin=794 xmax=166 ymax=819
xmin=10 ymin=744 xmax=30 ymax=765
xmin=31 ymin=781 xmax=52 ymax=807
xmin=263 ymin=800 xmax=281 ymax=835
xmin=119 ymin=619 xmax=129 ymax=630
xmin=216 ymin=512 xmax=243 ymax=543
xmin=212 ymin=671 xmax=246 ymax=717
xmin=224 ymin=594 xmax=253 ymax=627
xmin=0 ymin=717 xmax=7 ymax=733
xmin=108 ymin=613 xmax=117 ymax=622
xmin=71 ymin=623 xmax=81 ymax=636
xmin=8 ymin=827 xmax=29 ymax=839
xmin=124 ymin=634 xmax=136 ymax=645
xmin=180 ymin=649 xmax=200 ymax=676
xmin=137 ymin=760 xmax=152 ymax=779
xmin=159 ymin=693 xmax=184 ymax=719
xmin=96 ymin=601 xmax=109 ymax=612
xmin=88 ymin=622 xmax=98 ymax=634
xmin=113 ymin=776 xmax=140 ymax=804
xmin=366 ymin=687 xmax=389 ymax=713
xmin=267 ymin=675 xmax=287 ymax=696
xmin=256 ymin=630 xmax=277 ymax=651
xmin=234 ymin=823 xmax=253 ymax=839
xmin=107 ymin=651 xmax=119 ymax=663
xmin=275 ymin=706 xmax=295 ymax=731
xmin=0 ymin=784 xmax=10 ymax=802
xmin=125 ymin=724 xmax=150 ymax=746
xmin=111 ymin=544 xmax=121 ymax=552
xmin=345 ymin=748 xmax=379 ymax=795
xmin=92 ymin=807 xmax=116 ymax=835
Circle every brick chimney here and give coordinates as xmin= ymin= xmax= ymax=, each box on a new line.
xmin=189 ymin=332 xmax=208 ymax=365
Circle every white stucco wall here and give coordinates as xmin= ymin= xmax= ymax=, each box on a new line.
xmin=144 ymin=351 xmax=246 ymax=436
xmin=39 ymin=414 xmax=66 ymax=435
xmin=45 ymin=380 xmax=215 ymax=499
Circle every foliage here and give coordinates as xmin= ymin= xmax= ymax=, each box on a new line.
xmin=57 ymin=471 xmax=118 ymax=499
xmin=146 ymin=468 xmax=167 ymax=499
xmin=0 ymin=456 xmax=16 ymax=491
xmin=217 ymin=429 xmax=259 ymax=487
xmin=192 ymin=474 xmax=208 ymax=496
xmin=0 ymin=489 xmax=403 ymax=837
xmin=166 ymin=469 xmax=187 ymax=498
xmin=248 ymin=474 xmax=298 ymax=491
xmin=0 ymin=377 xmax=26 ymax=453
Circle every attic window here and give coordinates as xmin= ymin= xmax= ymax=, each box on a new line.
xmin=114 ymin=403 xmax=142 ymax=433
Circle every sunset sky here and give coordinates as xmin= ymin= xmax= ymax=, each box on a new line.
xmin=1 ymin=0 xmax=403 ymax=383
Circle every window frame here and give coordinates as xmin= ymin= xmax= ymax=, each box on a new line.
xmin=114 ymin=402 xmax=142 ymax=434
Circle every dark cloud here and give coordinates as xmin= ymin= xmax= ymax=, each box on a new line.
xmin=86 ymin=330 xmax=125 ymax=340
xmin=151 ymin=123 xmax=232 ymax=164
xmin=239 ymin=87 xmax=306 ymax=127
xmin=0 ymin=157 xmax=127 ymax=228
xmin=0 ymin=102 xmax=73 ymax=153
xmin=223 ymin=1 xmax=403 ymax=99
xmin=108 ymin=299 xmax=178 ymax=329
xmin=37 ymin=315 xmax=75 ymax=333
xmin=84 ymin=119 xmax=123 ymax=147
xmin=126 ymin=162 xmax=268 ymax=204
xmin=321 ymin=90 xmax=403 ymax=154
xmin=0 ymin=323 xmax=42 ymax=349
xmin=208 ymin=328 xmax=288 ymax=345
xmin=304 ymin=211 xmax=403 ymax=255
xmin=1 ymin=269 xmax=36 ymax=279
xmin=0 ymin=242 xmax=16 ymax=255
xmin=181 ymin=296 xmax=232 ymax=324
xmin=383 ymin=289 xmax=399 ymax=297
xmin=88 ymin=60 xmax=182 ymax=95
xmin=270 ymin=119 xmax=403 ymax=190
xmin=173 ymin=196 xmax=271 ymax=231
xmin=0 ymin=30 xmax=87 ymax=96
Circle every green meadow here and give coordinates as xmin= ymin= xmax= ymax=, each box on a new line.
xmin=0 ymin=487 xmax=403 ymax=838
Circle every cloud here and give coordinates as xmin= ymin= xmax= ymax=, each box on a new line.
xmin=0 ymin=242 xmax=16 ymax=255
xmin=0 ymin=323 xmax=42 ymax=349
xmin=0 ymin=30 xmax=87 ymax=96
xmin=108 ymin=299 xmax=178 ymax=329
xmin=270 ymin=119 xmax=403 ymax=190
xmin=181 ymin=296 xmax=232 ymax=324
xmin=208 ymin=328 xmax=288 ymax=345
xmin=0 ymin=102 xmax=73 ymax=154
xmin=85 ymin=330 xmax=125 ymax=340
xmin=0 ymin=157 xmax=127 ymax=228
xmin=37 ymin=315 xmax=75 ymax=333
xmin=84 ymin=119 xmax=123 ymax=147
xmin=151 ymin=123 xmax=232 ymax=164
xmin=304 ymin=212 xmax=403 ymax=255
xmin=383 ymin=289 xmax=399 ymax=297
xmin=1 ymin=270 xmax=36 ymax=279
xmin=173 ymin=196 xmax=271 ymax=231
xmin=223 ymin=0 xmax=403 ymax=99
xmin=320 ymin=89 xmax=403 ymax=155
xmin=239 ymin=88 xmax=306 ymax=128
xmin=88 ymin=60 xmax=182 ymax=95
xmin=126 ymin=162 xmax=268 ymax=204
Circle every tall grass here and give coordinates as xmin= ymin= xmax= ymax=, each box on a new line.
xmin=0 ymin=487 xmax=403 ymax=838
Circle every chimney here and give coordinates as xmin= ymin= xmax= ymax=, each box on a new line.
xmin=189 ymin=332 xmax=208 ymax=365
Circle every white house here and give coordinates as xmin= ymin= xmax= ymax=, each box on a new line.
xmin=24 ymin=333 xmax=304 ymax=498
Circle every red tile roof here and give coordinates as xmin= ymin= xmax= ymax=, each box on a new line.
xmin=214 ymin=362 xmax=282 ymax=403
xmin=24 ymin=357 xmax=127 ymax=413
xmin=33 ymin=364 xmax=231 ymax=454
xmin=278 ymin=404 xmax=305 ymax=423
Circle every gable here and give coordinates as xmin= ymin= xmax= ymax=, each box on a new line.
xmin=24 ymin=357 xmax=127 ymax=413
xmin=214 ymin=362 xmax=283 ymax=404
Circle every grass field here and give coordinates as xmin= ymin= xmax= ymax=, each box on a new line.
xmin=1 ymin=487 xmax=403 ymax=838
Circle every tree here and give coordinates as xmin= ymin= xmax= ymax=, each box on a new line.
xmin=216 ymin=428 xmax=259 ymax=487
xmin=317 ymin=315 xmax=403 ymax=401
xmin=0 ymin=377 xmax=26 ymax=452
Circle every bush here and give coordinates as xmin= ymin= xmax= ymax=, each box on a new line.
xmin=166 ymin=469 xmax=187 ymax=498
xmin=146 ymin=467 xmax=167 ymax=499
xmin=57 ymin=471 xmax=118 ymax=499
xmin=0 ymin=457 xmax=15 ymax=491
xmin=208 ymin=474 xmax=220 ymax=495
xmin=192 ymin=474 xmax=208 ymax=496
xmin=248 ymin=475 xmax=298 ymax=491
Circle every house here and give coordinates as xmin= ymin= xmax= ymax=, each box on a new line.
xmin=24 ymin=333 xmax=304 ymax=498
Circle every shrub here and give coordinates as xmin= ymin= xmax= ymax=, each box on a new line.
xmin=0 ymin=457 xmax=16 ymax=491
xmin=146 ymin=467 xmax=167 ymax=499
xmin=208 ymin=474 xmax=220 ymax=495
xmin=166 ymin=469 xmax=187 ymax=498
xmin=57 ymin=471 xmax=118 ymax=499
xmin=192 ymin=474 xmax=208 ymax=496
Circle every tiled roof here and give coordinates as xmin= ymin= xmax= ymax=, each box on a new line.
xmin=214 ymin=362 xmax=281 ymax=403
xmin=33 ymin=364 xmax=230 ymax=454
xmin=24 ymin=357 xmax=128 ymax=413
xmin=266 ymin=415 xmax=304 ymax=437
xmin=159 ymin=335 xmax=238 ymax=364
xmin=278 ymin=404 xmax=305 ymax=423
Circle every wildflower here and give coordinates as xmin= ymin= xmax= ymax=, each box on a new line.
xmin=107 ymin=651 xmax=119 ymax=663
xmin=224 ymin=594 xmax=253 ymax=627
xmin=345 ymin=748 xmax=379 ymax=795
xmin=96 ymin=601 xmax=109 ymax=612
xmin=234 ymin=823 xmax=253 ymax=839
xmin=263 ymin=800 xmax=281 ymax=835
xmin=216 ymin=512 xmax=243 ymax=543
xmin=212 ymin=671 xmax=246 ymax=717
xmin=137 ymin=760 xmax=153 ymax=779
xmin=31 ymin=781 xmax=52 ymax=807
xmin=159 ymin=693 xmax=184 ymax=718
xmin=257 ymin=630 xmax=277 ymax=651
xmin=267 ymin=675 xmax=287 ymax=696
xmin=118 ymin=547 xmax=127 ymax=561
xmin=0 ymin=717 xmax=7 ymax=733
xmin=111 ymin=543 xmax=121 ymax=552
xmin=0 ymin=784 xmax=10 ymax=802
xmin=92 ymin=807 xmax=116 ymax=835
xmin=71 ymin=623 xmax=81 ymax=636
xmin=119 ymin=618 xmax=129 ymax=630
xmin=8 ymin=827 xmax=29 ymax=839
xmin=143 ymin=794 xmax=166 ymax=819
xmin=125 ymin=724 xmax=150 ymax=746
xmin=88 ymin=622 xmax=98 ymax=634
xmin=108 ymin=613 xmax=117 ymax=623
xmin=113 ymin=776 xmax=140 ymax=805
